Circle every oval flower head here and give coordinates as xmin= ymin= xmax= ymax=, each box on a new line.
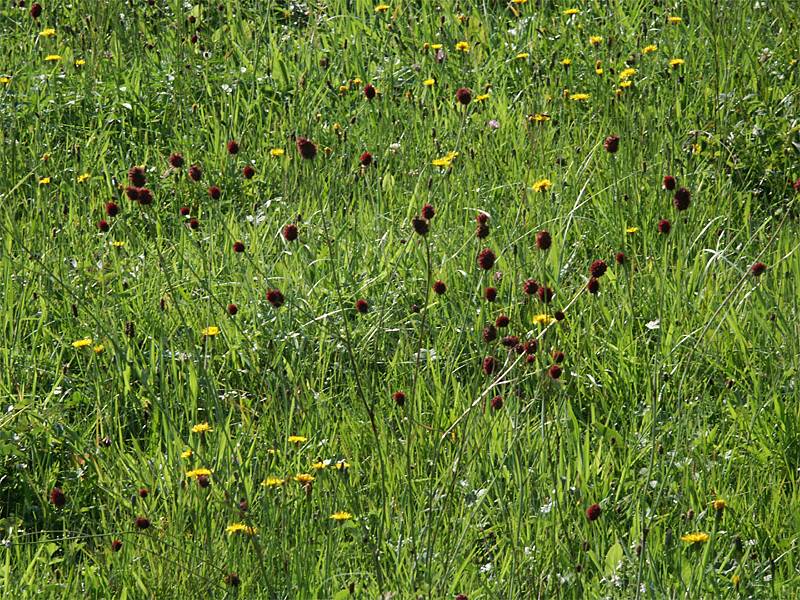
xmin=330 ymin=511 xmax=353 ymax=521
xmin=680 ymin=532 xmax=710 ymax=545
xmin=455 ymin=41 xmax=470 ymax=53
xmin=72 ymin=337 xmax=93 ymax=348
xmin=191 ymin=422 xmax=213 ymax=434
xmin=186 ymin=467 xmax=212 ymax=478
xmin=226 ymin=523 xmax=258 ymax=536
xmin=201 ymin=326 xmax=220 ymax=337
xmin=287 ymin=435 xmax=307 ymax=444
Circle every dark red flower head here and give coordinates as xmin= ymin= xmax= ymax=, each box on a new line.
xmin=169 ymin=152 xmax=185 ymax=168
xmin=105 ymin=202 xmax=119 ymax=217
xmin=180 ymin=206 xmax=191 ymax=217
xmin=283 ymin=223 xmax=298 ymax=242
xmin=226 ymin=140 xmax=239 ymax=155
xmin=355 ymin=299 xmax=369 ymax=314
xmin=242 ymin=164 xmax=255 ymax=179
xmin=412 ymin=216 xmax=429 ymax=236
xmin=522 ymin=278 xmax=539 ymax=296
xmin=267 ymin=289 xmax=284 ymax=308
xmin=750 ymin=261 xmax=767 ymax=277
xmin=482 ymin=323 xmax=497 ymax=343
xmin=455 ymin=87 xmax=472 ymax=105
xmin=589 ymin=259 xmax=607 ymax=278
xmin=30 ymin=3 xmax=43 ymax=18
xmin=455 ymin=595 xmax=469 ymax=600
xmin=359 ymin=151 xmax=373 ymax=167
xmin=476 ymin=223 xmax=490 ymax=239
xmin=548 ymin=364 xmax=562 ymax=379
xmin=188 ymin=217 xmax=200 ymax=230
xmin=188 ymin=164 xmax=202 ymax=181
xmin=138 ymin=487 xmax=149 ymax=498
xmin=490 ymin=395 xmax=503 ymax=411
xmin=432 ymin=280 xmax=447 ymax=295
xmin=586 ymin=503 xmax=602 ymax=521
xmin=501 ymin=335 xmax=519 ymax=348
xmin=673 ymin=187 xmax=691 ymax=211
xmin=296 ymin=137 xmax=318 ymax=160
xmin=603 ymin=135 xmax=620 ymax=153
xmin=657 ymin=219 xmax=671 ymax=234
xmin=662 ymin=175 xmax=676 ymax=191
xmin=552 ymin=350 xmax=564 ymax=363
xmin=136 ymin=188 xmax=153 ymax=205
xmin=538 ymin=286 xmax=554 ymax=303
xmin=128 ymin=166 xmax=147 ymax=187
xmin=484 ymin=287 xmax=497 ymax=302
xmin=615 ymin=251 xmax=625 ymax=265
xmin=197 ymin=474 xmax=210 ymax=488
xmin=476 ymin=212 xmax=489 ymax=225
xmin=233 ymin=241 xmax=245 ymax=253
xmin=227 ymin=303 xmax=238 ymax=315
xmin=793 ymin=178 xmax=800 ymax=192
xmin=535 ymin=230 xmax=552 ymax=250
xmin=587 ymin=277 xmax=600 ymax=294
xmin=97 ymin=219 xmax=110 ymax=232
xmin=49 ymin=487 xmax=66 ymax=508
xmin=134 ymin=516 xmax=150 ymax=530
xmin=477 ymin=248 xmax=496 ymax=270
xmin=111 ymin=539 xmax=123 ymax=552
xmin=421 ymin=203 xmax=435 ymax=220
xmin=392 ymin=391 xmax=406 ymax=407
xmin=482 ymin=356 xmax=497 ymax=376
xmin=364 ymin=83 xmax=376 ymax=100
xmin=125 ymin=186 xmax=139 ymax=201
xmin=208 ymin=185 xmax=221 ymax=200
xmin=555 ymin=310 xmax=565 ymax=321
xmin=224 ymin=573 xmax=241 ymax=587
xmin=495 ymin=314 xmax=510 ymax=328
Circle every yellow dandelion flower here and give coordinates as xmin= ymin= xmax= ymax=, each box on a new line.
xmin=111 ymin=241 xmax=125 ymax=248
xmin=563 ymin=8 xmax=580 ymax=15
xmin=226 ymin=523 xmax=257 ymax=535
xmin=532 ymin=178 xmax=552 ymax=193
xmin=532 ymin=314 xmax=556 ymax=326
xmin=77 ymin=173 xmax=90 ymax=183
xmin=423 ymin=78 xmax=435 ymax=86
xmin=620 ymin=80 xmax=632 ymax=88
xmin=667 ymin=16 xmax=683 ymax=24
xmin=589 ymin=36 xmax=603 ymax=46
xmin=732 ymin=575 xmax=740 ymax=587
xmin=455 ymin=41 xmax=470 ymax=53
xmin=626 ymin=227 xmax=639 ymax=234
xmin=595 ymin=67 xmax=604 ymax=75
xmin=680 ymin=532 xmax=709 ymax=544
xmin=351 ymin=77 xmax=362 ymax=85
xmin=338 ymin=84 xmax=349 ymax=93
xmin=201 ymin=326 xmax=220 ymax=337
xmin=642 ymin=45 xmax=658 ymax=54
xmin=375 ymin=3 xmax=390 ymax=12
xmin=312 ymin=461 xmax=327 ymax=470
xmin=93 ymin=344 xmax=104 ymax=354
xmin=0 ymin=76 xmax=10 ymax=85
xmin=474 ymin=94 xmax=490 ymax=102
xmin=72 ymin=337 xmax=93 ymax=348
xmin=570 ymin=93 xmax=590 ymax=101
xmin=191 ymin=422 xmax=213 ymax=434
xmin=619 ymin=68 xmax=637 ymax=80
xmin=39 ymin=28 xmax=56 ymax=38
xmin=330 ymin=511 xmax=352 ymax=521
xmin=262 ymin=476 xmax=285 ymax=487
xmin=515 ymin=52 xmax=529 ymax=59
xmin=41 ymin=152 xmax=50 ymax=161
xmin=270 ymin=148 xmax=285 ymax=157
xmin=431 ymin=151 xmax=459 ymax=168
xmin=430 ymin=43 xmax=443 ymax=50
xmin=185 ymin=467 xmax=212 ymax=478
xmin=287 ymin=435 xmax=308 ymax=444
xmin=712 ymin=498 xmax=726 ymax=511
xmin=528 ymin=113 xmax=551 ymax=123
xmin=295 ymin=473 xmax=315 ymax=484
xmin=669 ymin=58 xmax=685 ymax=68
xmin=335 ymin=460 xmax=351 ymax=470
xmin=39 ymin=177 xmax=51 ymax=185
xmin=44 ymin=54 xmax=62 ymax=62
xmin=512 ymin=0 xmax=528 ymax=4
xmin=560 ymin=58 xmax=572 ymax=66
xmin=181 ymin=449 xmax=193 ymax=459
xmin=74 ymin=59 xmax=86 ymax=67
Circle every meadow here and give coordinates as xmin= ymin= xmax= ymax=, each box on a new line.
xmin=1 ymin=0 xmax=799 ymax=597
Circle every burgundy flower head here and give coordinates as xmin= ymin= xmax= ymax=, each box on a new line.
xmin=484 ymin=287 xmax=497 ymax=302
xmin=136 ymin=188 xmax=153 ymax=205
xmin=587 ymin=277 xmax=600 ymax=294
xmin=30 ymin=3 xmax=42 ymax=18
xmin=586 ymin=503 xmax=602 ymax=522
xmin=296 ymin=137 xmax=318 ymax=160
xmin=535 ymin=230 xmax=552 ymax=250
xmin=615 ymin=251 xmax=625 ymax=265
xmin=111 ymin=539 xmax=123 ymax=552
xmin=412 ymin=216 xmax=429 ymax=236
xmin=180 ymin=206 xmax=191 ymax=217
xmin=138 ymin=487 xmax=149 ymax=498
xmin=242 ymin=165 xmax=255 ymax=179
xmin=603 ymin=135 xmax=620 ymax=153
xmin=548 ymin=364 xmax=562 ymax=379
xmin=495 ymin=314 xmax=510 ymax=328
xmin=455 ymin=87 xmax=472 ymax=106
xmin=421 ymin=203 xmax=435 ymax=220
xmin=283 ymin=223 xmax=298 ymax=242
xmin=49 ymin=487 xmax=66 ymax=508
xmin=538 ymin=286 xmax=554 ymax=303
xmin=169 ymin=153 xmax=185 ymax=168
xmin=750 ymin=261 xmax=767 ymax=277
xmin=208 ymin=185 xmax=221 ymax=200
xmin=226 ymin=140 xmax=239 ymax=155
xmin=522 ymin=279 xmax=539 ymax=296
xmin=128 ymin=166 xmax=147 ymax=187
xmin=501 ymin=335 xmax=519 ymax=348
xmin=476 ymin=212 xmax=489 ymax=225
xmin=134 ymin=516 xmax=150 ymax=530
xmin=477 ymin=248 xmax=496 ymax=270
xmin=475 ymin=223 xmax=490 ymax=239
xmin=267 ymin=289 xmax=284 ymax=308
xmin=227 ymin=303 xmax=238 ymax=315
xmin=188 ymin=164 xmax=202 ymax=181
xmin=188 ymin=217 xmax=200 ymax=230
xmin=552 ymin=350 xmax=564 ymax=363
xmin=432 ymin=280 xmax=447 ymax=295
xmin=662 ymin=175 xmax=676 ymax=191
xmin=482 ymin=324 xmax=497 ymax=343
xmin=364 ymin=83 xmax=376 ymax=100
xmin=589 ymin=259 xmax=607 ymax=278
xmin=673 ymin=187 xmax=691 ymax=211
xmin=359 ymin=151 xmax=373 ymax=167
xmin=490 ymin=395 xmax=503 ymax=411
xmin=793 ymin=178 xmax=800 ymax=192
xmin=97 ymin=220 xmax=109 ymax=232
xmin=233 ymin=241 xmax=245 ymax=253
xmin=657 ymin=219 xmax=671 ymax=234
xmin=225 ymin=573 xmax=241 ymax=587
xmin=392 ymin=391 xmax=406 ymax=407
xmin=105 ymin=202 xmax=119 ymax=217
xmin=482 ymin=356 xmax=497 ymax=376
xmin=355 ymin=299 xmax=369 ymax=314
xmin=125 ymin=186 xmax=139 ymax=201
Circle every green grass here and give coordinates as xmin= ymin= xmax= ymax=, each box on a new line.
xmin=1 ymin=0 xmax=800 ymax=597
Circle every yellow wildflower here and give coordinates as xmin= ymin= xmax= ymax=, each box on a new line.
xmin=77 ymin=173 xmax=90 ymax=183
xmin=669 ymin=58 xmax=685 ymax=68
xmin=351 ymin=77 xmax=362 ymax=85
xmin=93 ymin=344 xmax=104 ymax=354
xmin=515 ymin=52 xmax=529 ymax=59
xmin=338 ymin=84 xmax=348 ymax=93
xmin=620 ymin=80 xmax=632 ymax=88
xmin=474 ymin=94 xmax=490 ymax=103
xmin=191 ymin=422 xmax=213 ymax=434
xmin=186 ymin=468 xmax=212 ymax=478
xmin=589 ymin=36 xmax=603 ymax=46
xmin=201 ymin=326 xmax=220 ymax=337
xmin=430 ymin=44 xmax=443 ymax=50
xmin=712 ymin=498 xmax=726 ymax=512
xmin=39 ymin=28 xmax=56 ymax=38
xmin=423 ymin=78 xmax=435 ymax=86
xmin=72 ymin=337 xmax=93 ymax=348
xmin=335 ymin=460 xmax=351 ymax=470
xmin=732 ymin=575 xmax=740 ymax=587
xmin=111 ymin=241 xmax=125 ymax=248
xmin=626 ymin=227 xmax=639 ymax=234
xmin=680 ymin=532 xmax=709 ymax=544
xmin=181 ymin=449 xmax=193 ymax=459
xmin=330 ymin=511 xmax=353 ymax=521
xmin=528 ymin=113 xmax=551 ymax=123
xmin=563 ymin=8 xmax=580 ymax=15
xmin=262 ymin=476 xmax=285 ymax=487
xmin=642 ymin=44 xmax=658 ymax=54
xmin=560 ymin=58 xmax=572 ymax=66
xmin=532 ymin=178 xmax=552 ymax=193
xmin=455 ymin=41 xmax=470 ymax=53
xmin=287 ymin=435 xmax=308 ymax=444
xmin=0 ymin=76 xmax=10 ymax=85
xmin=431 ymin=151 xmax=459 ymax=168
xmin=570 ymin=93 xmax=590 ymax=101
xmin=668 ymin=16 xmax=683 ymax=24
xmin=270 ymin=148 xmax=285 ymax=157
xmin=295 ymin=473 xmax=315 ymax=484
xmin=226 ymin=523 xmax=257 ymax=535
xmin=312 ymin=461 xmax=327 ymax=470
xmin=44 ymin=55 xmax=62 ymax=62
xmin=375 ymin=4 xmax=390 ymax=12
xmin=74 ymin=59 xmax=86 ymax=67
xmin=619 ymin=68 xmax=636 ymax=80
xmin=532 ymin=314 xmax=556 ymax=326
xmin=39 ymin=177 xmax=51 ymax=185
